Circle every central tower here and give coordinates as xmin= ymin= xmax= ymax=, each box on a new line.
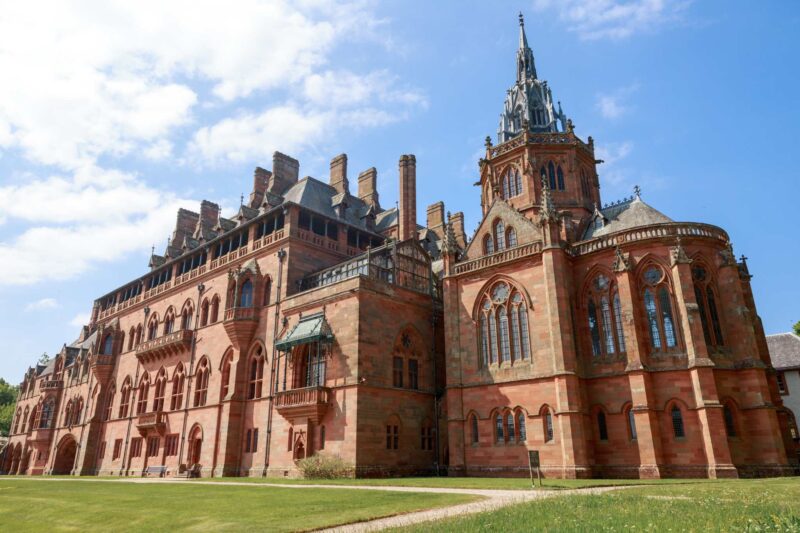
xmin=479 ymin=14 xmax=601 ymax=242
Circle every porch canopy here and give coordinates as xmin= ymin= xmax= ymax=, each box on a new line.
xmin=275 ymin=312 xmax=334 ymax=352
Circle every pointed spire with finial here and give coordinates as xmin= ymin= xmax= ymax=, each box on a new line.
xmin=516 ymin=12 xmax=537 ymax=82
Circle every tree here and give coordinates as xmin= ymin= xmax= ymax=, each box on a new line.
xmin=794 ymin=320 xmax=800 ymax=337
xmin=0 ymin=378 xmax=18 ymax=436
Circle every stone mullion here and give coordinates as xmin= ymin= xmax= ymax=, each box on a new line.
xmin=615 ymin=263 xmax=664 ymax=478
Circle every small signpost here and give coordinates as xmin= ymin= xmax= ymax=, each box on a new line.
xmin=528 ymin=450 xmax=542 ymax=489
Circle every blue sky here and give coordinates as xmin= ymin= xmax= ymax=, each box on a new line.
xmin=1 ymin=0 xmax=798 ymax=382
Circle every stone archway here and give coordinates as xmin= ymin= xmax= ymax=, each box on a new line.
xmin=52 ymin=435 xmax=78 ymax=475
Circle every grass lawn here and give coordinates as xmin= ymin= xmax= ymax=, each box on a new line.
xmin=391 ymin=477 xmax=800 ymax=532
xmin=0 ymin=478 xmax=477 ymax=532
xmin=198 ymin=475 xmax=714 ymax=491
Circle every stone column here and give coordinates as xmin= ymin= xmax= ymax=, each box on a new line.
xmin=613 ymin=247 xmax=664 ymax=478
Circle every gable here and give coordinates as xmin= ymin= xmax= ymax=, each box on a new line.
xmin=462 ymin=199 xmax=542 ymax=261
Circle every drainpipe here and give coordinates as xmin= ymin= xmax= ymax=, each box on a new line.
xmin=263 ymin=247 xmax=286 ymax=476
xmin=178 ymin=282 xmax=205 ymax=471
xmin=429 ymin=262 xmax=441 ymax=476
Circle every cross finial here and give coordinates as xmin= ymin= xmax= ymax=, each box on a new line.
xmin=519 ymin=12 xmax=524 ymax=26
xmin=150 ymin=244 xmax=155 ymax=256
xmin=633 ymin=184 xmax=641 ymax=198
xmin=240 ymin=193 xmax=244 ymax=207
xmin=485 ymin=135 xmax=492 ymax=148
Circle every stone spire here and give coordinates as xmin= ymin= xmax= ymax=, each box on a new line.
xmin=517 ymin=13 xmax=537 ymax=82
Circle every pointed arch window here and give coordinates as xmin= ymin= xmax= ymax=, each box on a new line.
xmin=544 ymin=409 xmax=554 ymax=442
xmin=692 ymin=266 xmax=724 ymax=347
xmin=517 ymin=411 xmax=527 ymax=441
xmin=147 ymin=317 xmax=158 ymax=341
xmin=506 ymin=227 xmax=517 ymax=247
xmin=506 ymin=412 xmax=515 ymax=441
xmin=239 ymin=280 xmax=254 ymax=308
xmin=556 ymin=165 xmax=565 ymax=191
xmin=104 ymin=385 xmax=115 ymax=421
xmin=163 ymin=312 xmax=175 ymax=335
xmin=210 ymin=296 xmax=220 ymax=323
xmin=483 ymin=234 xmax=494 ymax=255
xmin=641 ymin=266 xmax=679 ymax=351
xmin=128 ymin=329 xmax=135 ymax=351
xmin=627 ymin=406 xmax=637 ymax=441
xmin=502 ymin=168 xmax=522 ymax=199
xmin=194 ymin=359 xmax=209 ymax=407
xmin=470 ymin=414 xmax=479 ymax=444
xmin=135 ymin=325 xmax=143 ymax=346
xmin=248 ymin=348 xmax=264 ymax=400
xmin=585 ymin=274 xmax=626 ymax=357
xmin=102 ymin=334 xmax=114 ymax=355
xmin=494 ymin=220 xmax=506 ymax=251
xmin=547 ymin=161 xmax=556 ymax=190
xmin=200 ymin=299 xmax=209 ymax=327
xmin=119 ymin=379 xmax=131 ymax=418
xmin=221 ymin=352 xmax=233 ymax=399
xmin=136 ymin=376 xmax=150 ymax=415
xmin=495 ymin=413 xmax=504 ymax=443
xmin=170 ymin=365 xmax=185 ymax=410
xmin=40 ymin=399 xmax=55 ymax=429
xmin=723 ymin=403 xmax=737 ymax=437
xmin=180 ymin=306 xmax=192 ymax=330
xmin=153 ymin=371 xmax=167 ymax=412
xmin=671 ymin=405 xmax=685 ymax=438
xmin=477 ymin=283 xmax=531 ymax=367
xmin=597 ymin=411 xmax=608 ymax=441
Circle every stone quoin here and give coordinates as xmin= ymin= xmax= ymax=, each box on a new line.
xmin=3 ymin=15 xmax=797 ymax=480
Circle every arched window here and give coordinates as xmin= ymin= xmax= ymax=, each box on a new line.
xmin=556 ymin=165 xmax=565 ymax=191
xmin=641 ymin=266 xmax=678 ymax=351
xmin=597 ymin=411 xmax=608 ymax=441
xmin=73 ymin=397 xmax=83 ymax=425
xmin=671 ymin=405 xmax=685 ymax=438
xmin=723 ymin=403 xmax=737 ymax=437
xmin=200 ymin=299 xmax=209 ymax=327
xmin=210 ymin=296 xmax=220 ymax=323
xmin=163 ymin=311 xmax=175 ymax=335
xmin=239 ymin=280 xmax=253 ymax=308
xmin=170 ymin=365 xmax=185 ymax=410
xmin=502 ymin=171 xmax=510 ymax=199
xmin=495 ymin=413 xmax=504 ymax=443
xmin=517 ymin=411 xmax=527 ymax=441
xmin=547 ymin=161 xmax=556 ymax=190
xmin=263 ymin=279 xmax=272 ymax=306
xmin=194 ymin=359 xmax=209 ymax=407
xmin=692 ymin=265 xmax=724 ymax=347
xmin=494 ymin=220 xmax=506 ymax=251
xmin=544 ymin=409 xmax=554 ymax=442
xmin=104 ymin=384 xmax=115 ymax=421
xmin=180 ymin=305 xmax=192 ymax=330
xmin=136 ymin=376 xmax=150 ymax=415
xmin=153 ymin=370 xmax=167 ymax=412
xmin=470 ymin=414 xmax=479 ymax=444
xmin=506 ymin=411 xmax=515 ymax=441
xmin=477 ymin=282 xmax=531 ymax=367
xmin=585 ymin=273 xmax=626 ymax=357
xmin=221 ymin=352 xmax=233 ymax=399
xmin=22 ymin=406 xmax=29 ymax=433
xmin=135 ymin=325 xmax=143 ymax=346
xmin=248 ymin=349 xmax=264 ymax=400
xmin=147 ymin=317 xmax=158 ymax=340
xmin=128 ymin=328 xmax=135 ymax=351
xmin=506 ymin=227 xmax=517 ymax=247
xmin=40 ymin=399 xmax=54 ymax=429
xmin=483 ymin=234 xmax=494 ymax=255
xmin=119 ymin=378 xmax=132 ymax=418
xmin=627 ymin=406 xmax=637 ymax=441
xmin=102 ymin=334 xmax=114 ymax=355
xmin=501 ymin=168 xmax=522 ymax=199
xmin=580 ymin=168 xmax=590 ymax=197
xmin=13 ymin=408 xmax=21 ymax=434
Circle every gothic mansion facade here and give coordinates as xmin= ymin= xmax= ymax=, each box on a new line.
xmin=4 ymin=17 xmax=797 ymax=479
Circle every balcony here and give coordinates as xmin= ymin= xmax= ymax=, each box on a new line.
xmin=136 ymin=411 xmax=167 ymax=436
xmin=29 ymin=427 xmax=54 ymax=443
xmin=135 ymin=329 xmax=193 ymax=364
xmin=275 ymin=386 xmax=331 ymax=424
xmin=41 ymin=380 xmax=63 ymax=391
xmin=223 ymin=306 xmax=259 ymax=350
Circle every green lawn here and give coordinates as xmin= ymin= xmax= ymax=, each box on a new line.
xmin=197 ymin=475 xmax=713 ymax=491
xmin=391 ymin=477 xmax=800 ymax=532
xmin=0 ymin=478 xmax=477 ymax=532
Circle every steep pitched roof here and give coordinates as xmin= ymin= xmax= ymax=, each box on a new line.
xmin=462 ymin=198 xmax=541 ymax=261
xmin=582 ymin=196 xmax=673 ymax=240
xmin=767 ymin=333 xmax=800 ymax=370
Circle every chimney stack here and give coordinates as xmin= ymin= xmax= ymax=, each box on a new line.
xmin=450 ymin=211 xmax=467 ymax=249
xmin=249 ymin=167 xmax=271 ymax=208
xmin=172 ymin=208 xmax=199 ymax=248
xmin=200 ymin=200 xmax=220 ymax=228
xmin=426 ymin=201 xmax=445 ymax=240
xmin=357 ymin=167 xmax=380 ymax=209
xmin=267 ymin=151 xmax=299 ymax=195
xmin=398 ymin=154 xmax=417 ymax=242
xmin=330 ymin=153 xmax=349 ymax=194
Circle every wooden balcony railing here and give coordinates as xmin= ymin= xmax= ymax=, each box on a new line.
xmin=275 ymin=386 xmax=331 ymax=423
xmin=135 ymin=329 xmax=193 ymax=364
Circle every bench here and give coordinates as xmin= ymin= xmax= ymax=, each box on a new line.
xmin=174 ymin=463 xmax=201 ymax=479
xmin=143 ymin=465 xmax=168 ymax=478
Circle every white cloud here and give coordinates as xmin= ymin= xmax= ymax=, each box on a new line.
xmin=596 ymin=141 xmax=634 ymax=186
xmin=532 ymin=0 xmax=691 ymax=40
xmin=69 ymin=312 xmax=91 ymax=328
xmin=595 ymin=84 xmax=639 ymax=119
xmin=24 ymin=298 xmax=60 ymax=312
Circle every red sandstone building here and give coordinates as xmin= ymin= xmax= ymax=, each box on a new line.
xmin=3 ymin=17 xmax=797 ymax=479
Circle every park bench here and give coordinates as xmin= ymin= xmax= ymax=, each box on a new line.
xmin=143 ymin=465 xmax=167 ymax=478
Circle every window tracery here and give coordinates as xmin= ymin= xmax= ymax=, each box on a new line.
xmin=478 ymin=282 xmax=531 ymax=367
xmin=641 ymin=265 xmax=679 ymax=352
xmin=692 ymin=264 xmax=724 ymax=347
xmin=585 ymin=273 xmax=626 ymax=357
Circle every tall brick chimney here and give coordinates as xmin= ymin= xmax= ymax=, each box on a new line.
xmin=451 ymin=211 xmax=467 ymax=249
xmin=267 ymin=151 xmax=299 ymax=195
xmin=200 ymin=200 xmax=220 ymax=228
xmin=249 ymin=167 xmax=271 ymax=208
xmin=330 ymin=153 xmax=348 ymax=194
xmin=426 ymin=201 xmax=445 ymax=240
xmin=171 ymin=208 xmax=199 ymax=248
xmin=398 ymin=154 xmax=417 ymax=242
xmin=357 ymin=167 xmax=380 ymax=209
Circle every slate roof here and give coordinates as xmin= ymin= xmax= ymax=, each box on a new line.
xmin=582 ymin=197 xmax=673 ymax=240
xmin=283 ymin=177 xmax=377 ymax=230
xmin=767 ymin=333 xmax=800 ymax=370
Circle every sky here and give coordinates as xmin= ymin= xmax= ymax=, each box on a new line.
xmin=1 ymin=0 xmax=799 ymax=382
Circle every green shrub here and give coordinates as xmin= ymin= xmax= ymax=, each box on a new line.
xmin=297 ymin=453 xmax=354 ymax=479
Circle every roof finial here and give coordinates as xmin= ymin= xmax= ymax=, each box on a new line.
xmin=633 ymin=184 xmax=641 ymax=199
xmin=150 ymin=244 xmax=155 ymax=256
xmin=240 ymin=192 xmax=244 ymax=207
xmin=519 ymin=12 xmax=524 ymax=26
